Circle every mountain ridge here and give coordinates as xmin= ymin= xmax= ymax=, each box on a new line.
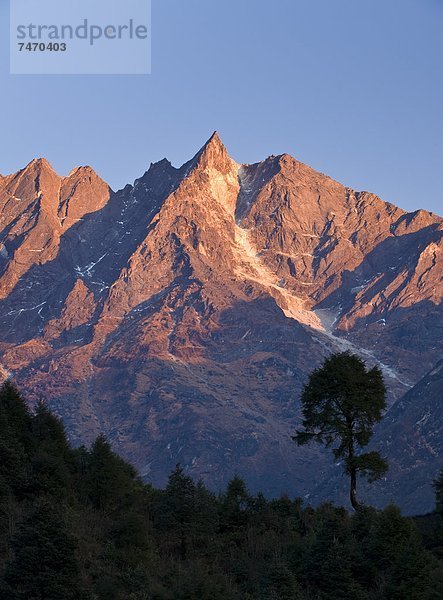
xmin=0 ymin=133 xmax=441 ymax=513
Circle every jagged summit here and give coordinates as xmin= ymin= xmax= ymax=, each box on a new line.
xmin=148 ymin=158 xmax=173 ymax=170
xmin=26 ymin=157 xmax=55 ymax=171
xmin=190 ymin=131 xmax=237 ymax=175
xmin=15 ymin=158 xmax=60 ymax=184
xmin=67 ymin=165 xmax=101 ymax=177
xmin=202 ymin=130 xmax=225 ymax=152
xmin=3 ymin=159 xmax=107 ymax=188
xmin=137 ymin=157 xmax=177 ymax=183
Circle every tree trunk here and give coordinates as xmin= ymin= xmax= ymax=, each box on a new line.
xmin=347 ymin=428 xmax=360 ymax=510
xmin=350 ymin=466 xmax=360 ymax=510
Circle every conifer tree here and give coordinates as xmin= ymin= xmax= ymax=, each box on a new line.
xmin=0 ymin=381 xmax=34 ymax=454
xmin=4 ymin=500 xmax=82 ymax=600
xmin=221 ymin=476 xmax=251 ymax=533
xmin=160 ymin=464 xmax=197 ymax=558
xmin=32 ymin=401 xmax=72 ymax=459
xmin=0 ymin=409 xmax=28 ymax=498
xmin=86 ymin=435 xmax=137 ymax=512
xmin=293 ymin=352 xmax=388 ymax=509
xmin=29 ymin=402 xmax=73 ymax=499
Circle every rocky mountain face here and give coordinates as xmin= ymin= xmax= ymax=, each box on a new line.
xmin=370 ymin=359 xmax=443 ymax=514
xmin=0 ymin=133 xmax=441 ymax=513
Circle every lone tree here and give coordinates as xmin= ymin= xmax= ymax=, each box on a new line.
xmin=293 ymin=352 xmax=388 ymax=510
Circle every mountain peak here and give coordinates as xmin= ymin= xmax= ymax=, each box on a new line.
xmin=25 ymin=157 xmax=58 ymax=175
xmin=150 ymin=158 xmax=172 ymax=169
xmin=199 ymin=131 xmax=227 ymax=157
xmin=205 ymin=130 xmax=224 ymax=148
xmin=64 ymin=165 xmax=107 ymax=185
xmin=193 ymin=131 xmax=236 ymax=175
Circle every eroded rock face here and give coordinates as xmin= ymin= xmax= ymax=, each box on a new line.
xmin=0 ymin=133 xmax=441 ymax=512
xmin=237 ymin=154 xmax=442 ymax=383
xmin=0 ymin=159 xmax=111 ymax=299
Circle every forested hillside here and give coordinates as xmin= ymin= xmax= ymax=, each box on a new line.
xmin=0 ymin=381 xmax=442 ymax=599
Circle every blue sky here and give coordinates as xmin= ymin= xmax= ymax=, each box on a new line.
xmin=0 ymin=0 xmax=442 ymax=214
